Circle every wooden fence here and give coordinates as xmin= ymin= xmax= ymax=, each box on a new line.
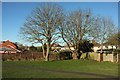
xmin=80 ymin=52 xmax=120 ymax=63
xmin=117 ymin=53 xmax=120 ymax=63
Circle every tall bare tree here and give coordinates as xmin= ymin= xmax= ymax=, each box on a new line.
xmin=90 ymin=16 xmax=117 ymax=53
xmin=19 ymin=3 xmax=64 ymax=61
xmin=59 ymin=9 xmax=94 ymax=59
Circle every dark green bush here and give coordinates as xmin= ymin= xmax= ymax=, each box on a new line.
xmin=29 ymin=45 xmax=37 ymax=52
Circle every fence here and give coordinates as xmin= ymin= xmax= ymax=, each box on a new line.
xmin=80 ymin=52 xmax=120 ymax=63
xmin=117 ymin=53 xmax=120 ymax=63
xmin=1 ymin=52 xmax=120 ymax=62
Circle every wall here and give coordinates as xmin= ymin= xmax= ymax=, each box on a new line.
xmin=80 ymin=52 xmax=118 ymax=62
xmin=103 ymin=53 xmax=113 ymax=62
xmin=88 ymin=52 xmax=100 ymax=61
xmin=117 ymin=54 xmax=120 ymax=63
xmin=113 ymin=53 xmax=117 ymax=62
xmin=80 ymin=52 xmax=100 ymax=61
xmin=103 ymin=52 xmax=118 ymax=62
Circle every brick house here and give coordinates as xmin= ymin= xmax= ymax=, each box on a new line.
xmin=0 ymin=40 xmax=21 ymax=53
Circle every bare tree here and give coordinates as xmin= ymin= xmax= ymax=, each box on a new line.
xmin=90 ymin=16 xmax=117 ymax=53
xmin=59 ymin=9 xmax=94 ymax=59
xmin=106 ymin=32 xmax=119 ymax=49
xmin=19 ymin=3 xmax=64 ymax=61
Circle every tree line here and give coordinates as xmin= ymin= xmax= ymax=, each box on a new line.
xmin=19 ymin=3 xmax=117 ymax=61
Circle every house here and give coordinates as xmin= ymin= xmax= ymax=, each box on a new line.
xmin=0 ymin=40 xmax=21 ymax=53
xmin=92 ymin=40 xmax=101 ymax=52
xmin=102 ymin=42 xmax=117 ymax=50
xmin=51 ymin=43 xmax=74 ymax=51
xmin=51 ymin=43 xmax=62 ymax=51
xmin=60 ymin=44 xmax=74 ymax=51
xmin=92 ymin=40 xmax=117 ymax=52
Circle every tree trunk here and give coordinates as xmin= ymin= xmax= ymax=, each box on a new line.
xmin=72 ymin=52 xmax=78 ymax=59
xmin=100 ymin=39 xmax=104 ymax=53
xmin=112 ymin=46 xmax=113 ymax=50
xmin=45 ymin=42 xmax=50 ymax=61
xmin=41 ymin=44 xmax=45 ymax=58
xmin=45 ymin=54 xmax=49 ymax=61
xmin=32 ymin=52 xmax=34 ymax=61
xmin=116 ymin=45 xmax=117 ymax=49
xmin=100 ymin=45 xmax=103 ymax=53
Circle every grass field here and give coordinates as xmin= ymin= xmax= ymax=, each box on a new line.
xmin=2 ymin=59 xmax=118 ymax=78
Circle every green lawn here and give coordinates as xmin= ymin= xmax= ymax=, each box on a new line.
xmin=3 ymin=66 xmax=99 ymax=78
xmin=2 ymin=59 xmax=118 ymax=78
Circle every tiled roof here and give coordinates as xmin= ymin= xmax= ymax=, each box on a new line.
xmin=0 ymin=40 xmax=16 ymax=49
xmin=92 ymin=40 xmax=100 ymax=46
xmin=0 ymin=40 xmax=21 ymax=52
xmin=52 ymin=44 xmax=62 ymax=47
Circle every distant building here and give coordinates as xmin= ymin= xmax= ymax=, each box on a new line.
xmin=51 ymin=43 xmax=62 ymax=50
xmin=24 ymin=46 xmax=30 ymax=51
xmin=13 ymin=42 xmax=23 ymax=48
xmin=60 ymin=44 xmax=74 ymax=51
xmin=92 ymin=40 xmax=117 ymax=52
xmin=0 ymin=40 xmax=21 ymax=53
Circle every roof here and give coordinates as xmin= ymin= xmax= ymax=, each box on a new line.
xmin=0 ymin=40 xmax=16 ymax=49
xmin=92 ymin=40 xmax=101 ymax=47
xmin=0 ymin=40 xmax=21 ymax=52
xmin=52 ymin=44 xmax=62 ymax=47
xmin=63 ymin=43 xmax=74 ymax=47
xmin=103 ymin=42 xmax=114 ymax=46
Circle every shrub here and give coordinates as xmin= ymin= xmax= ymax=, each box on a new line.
xmin=50 ymin=51 xmax=57 ymax=54
xmin=59 ymin=51 xmax=72 ymax=60
xmin=29 ymin=45 xmax=37 ymax=52
xmin=37 ymin=47 xmax=42 ymax=52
